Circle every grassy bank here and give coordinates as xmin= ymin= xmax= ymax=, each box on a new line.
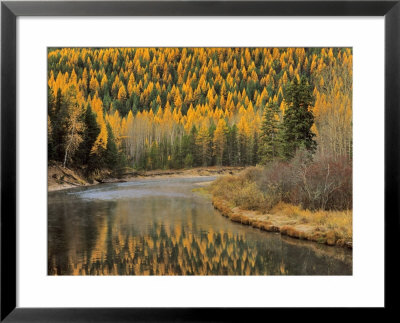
xmin=209 ymin=167 xmax=352 ymax=248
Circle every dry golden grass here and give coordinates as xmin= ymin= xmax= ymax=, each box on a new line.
xmin=210 ymin=171 xmax=352 ymax=248
xmin=270 ymin=202 xmax=352 ymax=240
xmin=210 ymin=172 xmax=267 ymax=210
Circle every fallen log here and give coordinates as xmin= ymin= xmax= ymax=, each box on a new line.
xmin=97 ymin=178 xmax=127 ymax=184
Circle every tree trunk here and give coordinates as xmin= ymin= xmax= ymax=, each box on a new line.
xmin=63 ymin=123 xmax=76 ymax=168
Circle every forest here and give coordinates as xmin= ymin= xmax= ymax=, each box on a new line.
xmin=48 ymin=47 xmax=352 ymax=176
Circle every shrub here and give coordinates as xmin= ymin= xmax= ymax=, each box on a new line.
xmin=211 ymin=152 xmax=352 ymax=212
xmin=231 ymin=181 xmax=265 ymax=210
xmin=210 ymin=174 xmax=266 ymax=210
xmin=289 ymin=153 xmax=352 ymax=210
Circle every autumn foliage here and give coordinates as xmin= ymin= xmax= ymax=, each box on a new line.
xmin=48 ymin=47 xmax=352 ymax=173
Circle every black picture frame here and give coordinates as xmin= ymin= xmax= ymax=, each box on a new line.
xmin=1 ymin=0 xmax=398 ymax=321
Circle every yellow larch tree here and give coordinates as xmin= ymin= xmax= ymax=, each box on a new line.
xmin=213 ymin=118 xmax=228 ymax=166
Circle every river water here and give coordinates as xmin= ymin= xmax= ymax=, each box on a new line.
xmin=48 ymin=176 xmax=352 ymax=275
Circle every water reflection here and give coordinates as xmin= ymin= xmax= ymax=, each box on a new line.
xmin=48 ymin=177 xmax=352 ymax=275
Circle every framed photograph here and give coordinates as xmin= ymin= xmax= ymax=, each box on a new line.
xmin=1 ymin=0 xmax=398 ymax=320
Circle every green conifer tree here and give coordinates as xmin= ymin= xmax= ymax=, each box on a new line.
xmin=281 ymin=76 xmax=316 ymax=160
xmin=105 ymin=122 xmax=119 ymax=171
xmin=78 ymin=103 xmax=100 ymax=167
xmin=258 ymin=102 xmax=280 ymax=164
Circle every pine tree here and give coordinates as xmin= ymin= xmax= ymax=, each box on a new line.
xmin=171 ymin=137 xmax=184 ymax=169
xmin=258 ymin=102 xmax=280 ymax=164
xmin=237 ymin=117 xmax=250 ymax=166
xmin=105 ymin=123 xmax=119 ymax=171
xmin=281 ymin=76 xmax=316 ymax=160
xmin=225 ymin=125 xmax=238 ymax=166
xmin=76 ymin=103 xmax=100 ymax=167
xmin=50 ymin=88 xmax=69 ymax=161
xmin=181 ymin=129 xmax=196 ymax=168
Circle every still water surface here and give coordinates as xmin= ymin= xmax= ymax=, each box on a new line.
xmin=48 ymin=177 xmax=352 ymax=275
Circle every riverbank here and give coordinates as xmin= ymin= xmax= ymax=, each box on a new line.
xmin=48 ymin=163 xmax=93 ymax=191
xmin=208 ymin=165 xmax=352 ymax=249
xmin=211 ymin=197 xmax=352 ymax=249
xmin=49 ymin=163 xmax=352 ymax=249
xmin=48 ymin=162 xmax=244 ymax=192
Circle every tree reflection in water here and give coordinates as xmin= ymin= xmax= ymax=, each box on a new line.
xmin=48 ymin=178 xmax=352 ymax=275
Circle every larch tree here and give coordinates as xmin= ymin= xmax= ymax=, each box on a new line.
xmin=117 ymin=83 xmax=127 ymax=102
xmin=90 ymin=114 xmax=108 ymax=168
xmin=89 ymin=75 xmax=99 ymax=95
xmin=196 ymin=123 xmax=211 ymax=166
xmin=213 ymin=118 xmax=228 ymax=166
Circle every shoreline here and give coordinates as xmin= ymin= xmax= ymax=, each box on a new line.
xmin=211 ymin=197 xmax=352 ymax=249
xmin=48 ymin=165 xmax=244 ymax=192
xmin=48 ymin=164 xmax=352 ymax=250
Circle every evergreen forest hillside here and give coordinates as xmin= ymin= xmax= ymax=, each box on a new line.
xmin=48 ymin=47 xmax=352 ymax=174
